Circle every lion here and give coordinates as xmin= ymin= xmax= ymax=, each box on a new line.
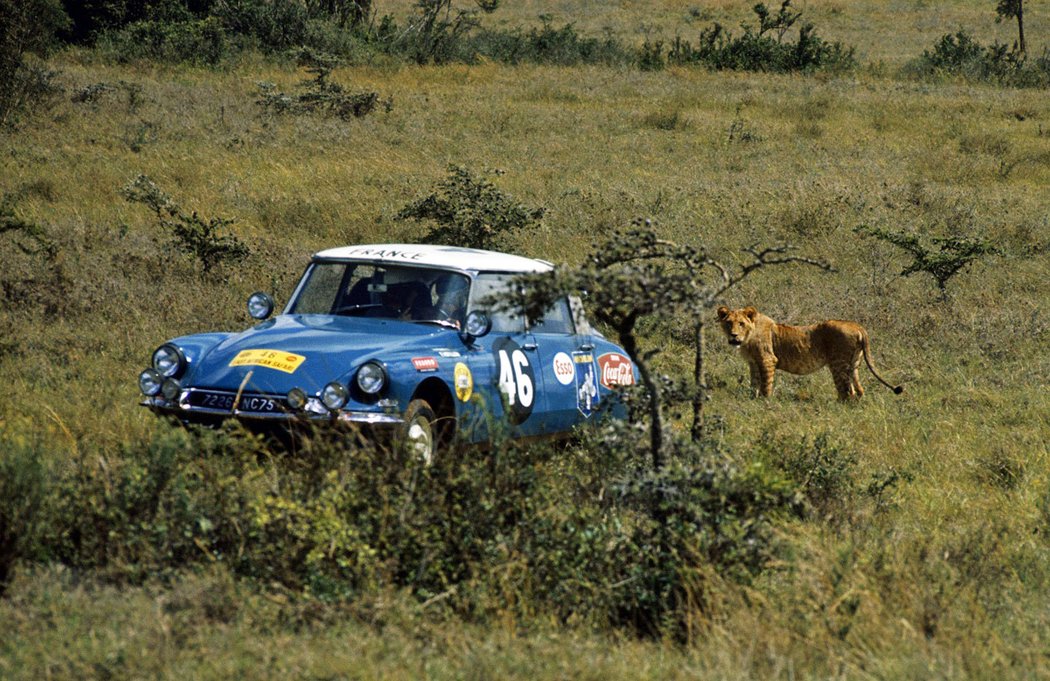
xmin=716 ymin=306 xmax=903 ymax=400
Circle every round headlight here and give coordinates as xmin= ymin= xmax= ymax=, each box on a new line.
xmin=355 ymin=362 xmax=386 ymax=395
xmin=287 ymin=387 xmax=307 ymax=411
xmin=247 ymin=291 xmax=275 ymax=320
xmin=161 ymin=378 xmax=182 ymax=401
xmin=321 ymin=382 xmax=348 ymax=411
xmin=463 ymin=311 xmax=492 ymax=339
xmin=139 ymin=369 xmax=162 ymax=396
xmin=152 ymin=344 xmax=186 ymax=378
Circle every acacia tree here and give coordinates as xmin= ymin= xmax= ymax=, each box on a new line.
xmin=856 ymin=225 xmax=1000 ymax=300
xmin=996 ymin=0 xmax=1027 ymax=55
xmin=0 ymin=0 xmax=68 ymax=127
xmin=507 ymin=225 xmax=832 ymax=472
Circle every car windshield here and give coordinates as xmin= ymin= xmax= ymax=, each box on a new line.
xmin=288 ymin=262 xmax=471 ymax=328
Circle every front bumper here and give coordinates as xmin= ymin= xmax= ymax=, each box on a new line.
xmin=141 ymin=389 xmax=403 ymax=426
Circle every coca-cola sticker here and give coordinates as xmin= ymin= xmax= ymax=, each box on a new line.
xmin=597 ymin=352 xmax=634 ymax=388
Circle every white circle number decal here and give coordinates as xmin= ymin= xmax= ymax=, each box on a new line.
xmin=498 ymin=348 xmax=534 ymax=408
xmin=494 ymin=339 xmax=536 ymax=424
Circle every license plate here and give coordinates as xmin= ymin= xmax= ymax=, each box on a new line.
xmin=188 ymin=391 xmax=285 ymax=414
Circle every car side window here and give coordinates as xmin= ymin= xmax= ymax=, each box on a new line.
xmin=529 ymin=296 xmax=575 ymax=335
xmin=469 ymin=274 xmax=524 ymax=334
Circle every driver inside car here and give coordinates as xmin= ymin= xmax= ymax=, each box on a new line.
xmin=433 ymin=274 xmax=467 ymax=325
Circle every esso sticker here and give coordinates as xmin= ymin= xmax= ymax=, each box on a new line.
xmin=552 ymin=352 xmax=575 ymax=385
xmin=597 ymin=352 xmax=635 ymax=388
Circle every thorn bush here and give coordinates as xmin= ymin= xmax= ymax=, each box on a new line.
xmin=665 ymin=1 xmax=856 ymax=73
xmin=122 ymin=174 xmax=251 ymax=275
xmin=256 ymin=48 xmax=389 ymax=120
xmin=396 ymin=165 xmax=544 ymax=250
xmin=856 ymin=224 xmax=1001 ymax=298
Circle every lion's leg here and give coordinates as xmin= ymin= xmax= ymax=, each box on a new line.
xmin=851 ymin=360 xmax=864 ymax=398
xmin=830 ymin=363 xmax=855 ymax=400
xmin=757 ymin=359 xmax=776 ymax=397
xmin=748 ymin=362 xmax=762 ymax=397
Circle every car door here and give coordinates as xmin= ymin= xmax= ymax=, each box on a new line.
xmin=464 ymin=273 xmax=551 ymax=439
xmin=527 ymin=295 xmax=602 ymax=433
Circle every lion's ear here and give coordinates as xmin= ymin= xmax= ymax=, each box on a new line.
xmin=743 ymin=307 xmax=758 ymax=320
xmin=716 ymin=306 xmax=729 ymax=320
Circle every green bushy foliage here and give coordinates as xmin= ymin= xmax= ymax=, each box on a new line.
xmin=212 ymin=0 xmax=310 ymax=52
xmin=62 ymin=0 xmax=218 ymax=43
xmin=0 ymin=430 xmax=53 ymax=592
xmin=392 ymin=0 xmax=501 ymax=65
xmin=21 ymin=416 xmax=799 ymax=636
xmin=766 ymin=433 xmax=858 ymax=522
xmin=0 ymin=0 xmax=68 ymax=127
xmin=0 ymin=192 xmax=73 ymax=317
xmin=256 ymin=48 xmax=387 ymax=120
xmin=472 ymin=18 xmax=631 ymax=66
xmin=396 ymin=165 xmax=544 ymax=250
xmin=856 ymin=224 xmax=1001 ymax=298
xmin=905 ymin=31 xmax=1050 ymax=87
xmin=122 ymin=174 xmax=251 ymax=275
xmin=665 ymin=1 xmax=856 ymax=73
xmin=98 ymin=16 xmax=229 ymax=65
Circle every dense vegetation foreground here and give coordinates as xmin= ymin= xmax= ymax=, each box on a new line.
xmin=1 ymin=1 xmax=1049 ymax=678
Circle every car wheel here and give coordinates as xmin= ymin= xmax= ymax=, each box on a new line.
xmin=398 ymin=399 xmax=438 ymax=465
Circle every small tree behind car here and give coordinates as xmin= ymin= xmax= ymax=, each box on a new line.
xmin=508 ymin=224 xmax=832 ymax=472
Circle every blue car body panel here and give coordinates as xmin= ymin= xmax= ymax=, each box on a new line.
xmin=140 ymin=244 xmax=636 ymax=446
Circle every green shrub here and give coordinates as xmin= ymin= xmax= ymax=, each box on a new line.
xmin=0 ymin=192 xmax=73 ymax=317
xmin=396 ymin=165 xmax=544 ymax=250
xmin=0 ymin=430 xmax=53 ymax=592
xmin=99 ymin=16 xmax=229 ymax=65
xmin=767 ymin=433 xmax=857 ymax=521
xmin=122 ymin=174 xmax=251 ymax=275
xmin=30 ymin=413 xmax=801 ymax=635
xmin=212 ymin=0 xmax=310 ymax=52
xmin=0 ymin=0 xmax=68 ymax=127
xmin=666 ymin=1 xmax=856 ymax=73
xmin=856 ymin=224 xmax=1001 ymax=299
xmin=905 ymin=31 xmax=1050 ymax=87
xmin=256 ymin=48 xmax=387 ymax=120
xmin=472 ymin=18 xmax=632 ymax=66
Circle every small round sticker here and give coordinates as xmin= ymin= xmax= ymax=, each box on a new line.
xmin=552 ymin=351 xmax=575 ymax=385
xmin=454 ymin=362 xmax=473 ymax=402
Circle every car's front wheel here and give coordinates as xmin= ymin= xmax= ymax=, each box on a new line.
xmin=397 ymin=399 xmax=438 ymax=465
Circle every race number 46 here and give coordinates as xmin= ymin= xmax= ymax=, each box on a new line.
xmin=498 ymin=347 xmax=533 ymax=408
xmin=493 ymin=339 xmax=536 ymax=425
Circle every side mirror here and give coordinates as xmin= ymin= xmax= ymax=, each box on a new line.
xmin=247 ymin=291 xmax=275 ymax=320
xmin=460 ymin=310 xmax=491 ymax=345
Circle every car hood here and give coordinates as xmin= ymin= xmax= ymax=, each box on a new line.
xmin=186 ymin=314 xmax=456 ymax=394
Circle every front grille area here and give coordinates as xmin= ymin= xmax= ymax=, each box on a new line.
xmin=185 ymin=389 xmax=289 ymax=415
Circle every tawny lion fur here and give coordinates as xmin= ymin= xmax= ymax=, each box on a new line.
xmin=716 ymin=306 xmax=903 ymax=400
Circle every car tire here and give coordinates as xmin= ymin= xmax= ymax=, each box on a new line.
xmin=397 ymin=399 xmax=438 ymax=465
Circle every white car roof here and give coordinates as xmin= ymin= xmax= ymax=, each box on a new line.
xmin=312 ymin=244 xmax=554 ymax=274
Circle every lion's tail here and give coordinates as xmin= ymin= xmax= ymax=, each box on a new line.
xmin=861 ymin=332 xmax=904 ymax=394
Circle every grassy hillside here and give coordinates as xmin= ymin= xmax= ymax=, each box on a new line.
xmin=2 ymin=1 xmax=1049 ymax=678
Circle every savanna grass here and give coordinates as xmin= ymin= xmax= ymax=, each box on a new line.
xmin=1 ymin=0 xmax=1049 ymax=677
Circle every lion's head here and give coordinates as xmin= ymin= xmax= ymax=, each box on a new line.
xmin=716 ymin=306 xmax=759 ymax=346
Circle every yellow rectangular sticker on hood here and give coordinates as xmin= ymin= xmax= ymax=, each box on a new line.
xmin=229 ymin=349 xmax=306 ymax=374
